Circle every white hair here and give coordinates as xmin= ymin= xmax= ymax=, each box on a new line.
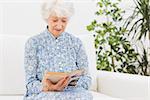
xmin=41 ymin=0 xmax=74 ymax=21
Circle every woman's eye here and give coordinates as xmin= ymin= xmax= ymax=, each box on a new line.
xmin=53 ymin=20 xmax=58 ymax=22
xmin=62 ymin=20 xmax=67 ymax=23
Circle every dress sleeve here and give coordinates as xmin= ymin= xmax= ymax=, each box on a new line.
xmin=75 ymin=39 xmax=92 ymax=90
xmin=24 ymin=37 xmax=42 ymax=97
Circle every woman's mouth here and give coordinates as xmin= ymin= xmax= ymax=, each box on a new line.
xmin=55 ymin=29 xmax=62 ymax=31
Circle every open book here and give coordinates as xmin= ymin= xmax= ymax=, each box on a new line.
xmin=46 ymin=69 xmax=85 ymax=86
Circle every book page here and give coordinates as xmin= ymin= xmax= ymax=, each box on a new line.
xmin=47 ymin=69 xmax=85 ymax=84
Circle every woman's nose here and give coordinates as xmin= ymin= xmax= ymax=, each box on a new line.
xmin=56 ymin=24 xmax=63 ymax=29
xmin=56 ymin=21 xmax=63 ymax=29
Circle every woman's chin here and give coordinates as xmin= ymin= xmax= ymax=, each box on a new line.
xmin=54 ymin=30 xmax=63 ymax=35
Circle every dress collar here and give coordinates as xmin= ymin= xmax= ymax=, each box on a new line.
xmin=44 ymin=26 xmax=65 ymax=40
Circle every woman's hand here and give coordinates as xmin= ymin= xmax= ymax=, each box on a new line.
xmin=49 ymin=76 xmax=70 ymax=91
xmin=42 ymin=73 xmax=70 ymax=92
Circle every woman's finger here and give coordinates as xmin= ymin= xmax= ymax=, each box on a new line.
xmin=56 ymin=76 xmax=67 ymax=87
xmin=42 ymin=86 xmax=49 ymax=92
xmin=45 ymin=79 xmax=54 ymax=90
xmin=59 ymin=77 xmax=70 ymax=90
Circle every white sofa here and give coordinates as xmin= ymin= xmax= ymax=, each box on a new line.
xmin=0 ymin=34 xmax=149 ymax=100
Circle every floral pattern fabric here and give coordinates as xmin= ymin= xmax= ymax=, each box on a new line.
xmin=24 ymin=28 xmax=93 ymax=100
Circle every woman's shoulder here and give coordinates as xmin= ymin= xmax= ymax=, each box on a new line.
xmin=25 ymin=33 xmax=43 ymax=46
xmin=65 ymin=32 xmax=82 ymax=45
xmin=65 ymin=32 xmax=83 ymax=51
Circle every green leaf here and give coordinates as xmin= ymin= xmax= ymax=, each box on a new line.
xmin=87 ymin=25 xmax=94 ymax=31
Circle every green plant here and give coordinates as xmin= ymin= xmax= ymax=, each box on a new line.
xmin=87 ymin=0 xmax=139 ymax=74
xmin=124 ymin=0 xmax=150 ymax=76
xmin=124 ymin=0 xmax=150 ymax=40
xmin=136 ymin=42 xmax=150 ymax=76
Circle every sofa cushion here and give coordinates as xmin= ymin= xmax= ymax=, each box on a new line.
xmin=0 ymin=35 xmax=27 ymax=95
xmin=76 ymin=34 xmax=97 ymax=91
xmin=91 ymin=91 xmax=124 ymax=100
xmin=97 ymin=71 xmax=149 ymax=100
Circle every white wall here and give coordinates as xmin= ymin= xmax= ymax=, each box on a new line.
xmin=0 ymin=0 xmax=137 ymax=36
xmin=0 ymin=0 xmax=98 ymax=36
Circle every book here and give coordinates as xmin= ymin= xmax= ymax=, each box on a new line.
xmin=46 ymin=69 xmax=85 ymax=86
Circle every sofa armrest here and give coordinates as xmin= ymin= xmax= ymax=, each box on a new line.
xmin=96 ymin=70 xmax=149 ymax=100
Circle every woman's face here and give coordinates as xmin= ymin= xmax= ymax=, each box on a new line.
xmin=47 ymin=16 xmax=68 ymax=37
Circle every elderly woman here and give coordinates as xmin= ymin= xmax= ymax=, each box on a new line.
xmin=24 ymin=0 xmax=93 ymax=100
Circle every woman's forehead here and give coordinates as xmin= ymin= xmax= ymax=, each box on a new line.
xmin=50 ymin=16 xmax=68 ymax=19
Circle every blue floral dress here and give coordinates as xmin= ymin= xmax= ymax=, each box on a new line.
xmin=24 ymin=28 xmax=93 ymax=100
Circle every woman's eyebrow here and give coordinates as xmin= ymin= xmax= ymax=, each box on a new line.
xmin=52 ymin=18 xmax=58 ymax=21
xmin=62 ymin=18 xmax=68 ymax=20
